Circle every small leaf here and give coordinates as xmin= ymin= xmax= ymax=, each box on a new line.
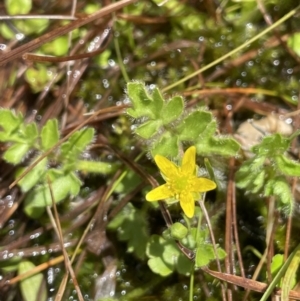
xmin=271 ymin=254 xmax=284 ymax=276
xmin=252 ymin=134 xmax=289 ymax=156
xmin=281 ymin=250 xmax=300 ymax=301
xmin=25 ymin=65 xmax=50 ymax=93
xmin=61 ymin=127 xmax=94 ymax=159
xmin=196 ymin=136 xmax=240 ymax=157
xmin=176 ymin=254 xmax=193 ymax=275
xmin=3 ymin=143 xmax=30 ymax=164
xmin=195 ymin=244 xmax=215 ymax=267
xmin=177 ymin=111 xmax=213 ymax=141
xmin=108 ymin=203 xmax=149 ymax=260
xmin=23 ymin=123 xmax=38 ymax=142
xmin=264 ymin=176 xmax=293 ymax=215
xmin=5 ymin=0 xmax=32 ymax=15
xmin=275 ymin=155 xmax=300 ymax=177
xmin=127 ymin=82 xmax=162 ymax=119
xmin=24 ymin=172 xmax=81 ymax=209
xmin=41 ymin=119 xmax=59 ymax=150
xmin=195 ymin=244 xmax=226 ymax=268
xmin=0 ymin=109 xmax=23 ymax=136
xmin=151 ymin=87 xmax=166 ymax=118
xmin=151 ymin=131 xmax=179 ymax=158
xmin=18 ymin=260 xmax=47 ymax=301
xmin=42 ymin=36 xmax=68 ymax=56
xmin=17 ymin=158 xmax=48 ymax=192
xmin=135 ymin=120 xmax=162 ymax=139
xmin=287 ymin=32 xmax=300 ymax=57
xmin=161 ymin=96 xmax=184 ymax=125
xmin=170 ymin=222 xmax=188 ymax=240
xmin=148 ymin=257 xmax=173 ymax=276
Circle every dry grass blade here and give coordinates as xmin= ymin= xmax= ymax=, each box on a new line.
xmin=46 ymin=177 xmax=84 ymax=301
xmin=0 ymin=0 xmax=137 ymax=66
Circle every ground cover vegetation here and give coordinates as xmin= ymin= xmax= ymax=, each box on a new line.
xmin=1 ymin=0 xmax=300 ymax=300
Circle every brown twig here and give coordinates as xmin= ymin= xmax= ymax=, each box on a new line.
xmin=0 ymin=0 xmax=137 ymax=66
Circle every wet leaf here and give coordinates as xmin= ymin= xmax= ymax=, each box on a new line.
xmin=18 ymin=260 xmax=47 ymax=301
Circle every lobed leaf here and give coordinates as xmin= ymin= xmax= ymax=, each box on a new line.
xmin=135 ymin=120 xmax=162 ymax=139
xmin=177 ymin=111 xmax=212 ymax=141
xmin=3 ymin=143 xmax=31 ymax=164
xmin=127 ymin=82 xmax=163 ymax=119
xmin=24 ymin=172 xmax=81 ymax=217
xmin=0 ymin=109 xmax=23 ymax=137
xmin=151 ymin=131 xmax=179 ymax=158
xmin=161 ymin=96 xmax=184 ymax=125
xmin=108 ymin=203 xmax=149 ymax=260
xmin=275 ymin=154 xmax=300 ymax=177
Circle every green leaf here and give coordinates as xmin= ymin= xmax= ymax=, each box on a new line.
xmin=177 ymin=111 xmax=213 ymax=141
xmin=23 ymin=123 xmax=38 ymax=142
xmin=148 ymin=257 xmax=173 ymax=277
xmin=170 ymin=222 xmax=188 ymax=240
xmin=42 ymin=36 xmax=69 ymax=56
xmin=76 ymin=160 xmax=117 ymax=174
xmin=252 ymin=134 xmax=289 ymax=157
xmin=5 ymin=0 xmax=32 ymax=15
xmin=25 ymin=65 xmax=50 ymax=93
xmin=275 ymin=155 xmax=300 ymax=177
xmin=251 ymin=169 xmax=266 ymax=193
xmin=41 ymin=119 xmax=59 ymax=150
xmin=264 ymin=176 xmax=293 ymax=215
xmin=135 ymin=120 xmax=162 ymax=139
xmin=287 ymin=32 xmax=300 ymax=57
xmin=236 ymin=159 xmax=266 ymax=193
xmin=112 ymin=169 xmax=142 ymax=195
xmin=24 ymin=172 xmax=81 ymax=209
xmin=3 ymin=143 xmax=31 ymax=164
xmin=271 ymin=254 xmax=284 ymax=276
xmin=281 ymin=250 xmax=300 ymax=300
xmin=161 ymin=96 xmax=184 ymax=125
xmin=108 ymin=203 xmax=149 ymax=260
xmin=0 ymin=109 xmax=23 ymax=137
xmin=61 ymin=127 xmax=95 ymax=159
xmin=176 ymin=254 xmax=193 ymax=275
xmin=195 ymin=244 xmax=226 ymax=268
xmin=146 ymin=234 xmax=192 ymax=276
xmin=18 ymin=260 xmax=47 ymax=301
xmin=17 ymin=158 xmax=48 ymax=192
xmin=151 ymin=131 xmax=179 ymax=158
xmin=147 ymin=235 xmax=174 ymax=276
xmin=195 ymin=244 xmax=215 ymax=267
xmin=127 ymin=82 xmax=163 ymax=119
xmin=151 ymin=87 xmax=166 ymax=118
xmin=196 ymin=135 xmax=240 ymax=157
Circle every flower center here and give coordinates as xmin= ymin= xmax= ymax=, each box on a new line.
xmin=168 ymin=172 xmax=194 ymax=199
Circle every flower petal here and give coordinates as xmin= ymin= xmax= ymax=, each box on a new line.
xmin=154 ymin=155 xmax=179 ymax=178
xmin=181 ymin=146 xmax=196 ymax=175
xmin=179 ymin=192 xmax=195 ymax=218
xmin=191 ymin=178 xmax=216 ymax=192
xmin=146 ymin=184 xmax=172 ymax=201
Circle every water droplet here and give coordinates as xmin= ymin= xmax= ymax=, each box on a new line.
xmin=15 ymin=33 xmax=25 ymax=41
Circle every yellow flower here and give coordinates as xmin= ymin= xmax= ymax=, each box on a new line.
xmin=146 ymin=146 xmax=216 ymax=218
